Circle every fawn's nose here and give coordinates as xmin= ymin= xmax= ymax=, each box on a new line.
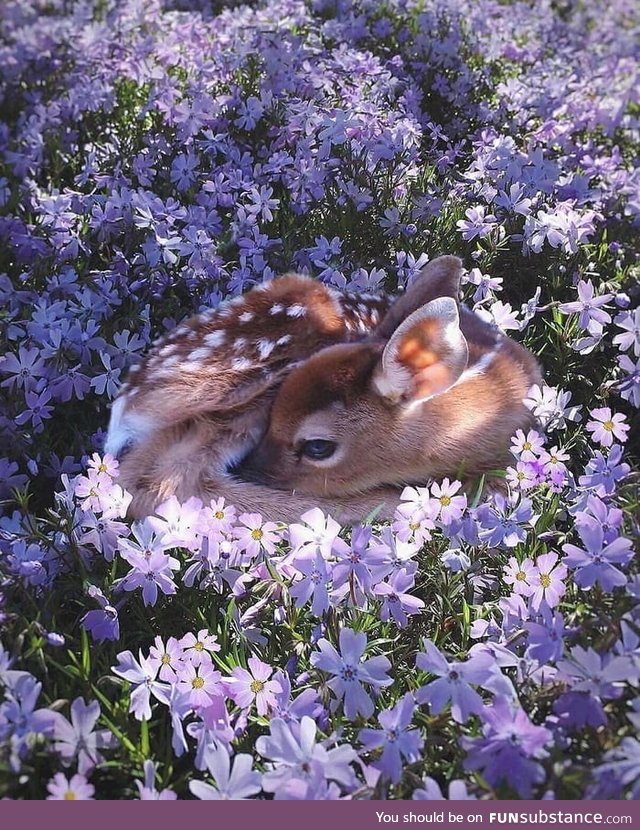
xmin=232 ymin=440 xmax=281 ymax=485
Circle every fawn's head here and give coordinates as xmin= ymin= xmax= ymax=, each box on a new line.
xmin=240 ymin=256 xmax=541 ymax=496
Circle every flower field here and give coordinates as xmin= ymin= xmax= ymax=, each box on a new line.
xmin=1 ymin=0 xmax=639 ymax=801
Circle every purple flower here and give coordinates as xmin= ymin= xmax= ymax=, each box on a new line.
xmin=51 ymin=697 xmax=113 ymax=775
xmin=373 ymin=571 xmax=425 ymax=627
xmin=462 ymin=698 xmax=552 ymax=797
xmin=189 ymin=745 xmax=261 ymax=800
xmin=176 ymin=661 xmax=224 ymax=710
xmin=0 ymin=674 xmax=56 ymax=770
xmin=503 ymin=556 xmax=536 ymax=596
xmin=358 ymin=693 xmax=423 ymax=783
xmin=456 ymin=206 xmax=497 ymax=240
xmin=413 ymin=777 xmax=477 ymax=800
xmin=136 ymin=759 xmax=177 ymax=800
xmin=268 ymin=670 xmax=323 ymax=724
xmin=288 ymin=508 xmax=343 ymax=560
xmin=90 ymin=352 xmax=121 ymax=398
xmin=46 ymin=772 xmax=95 ymax=800
xmin=593 ymin=738 xmax=640 ymax=799
xmin=147 ymin=636 xmax=186 ymax=682
xmin=525 ymin=611 xmax=566 ymax=664
xmin=585 ymin=407 xmax=629 ymax=447
xmin=529 ymin=552 xmax=567 ymax=611
xmin=180 ymin=629 xmax=221 ymax=666
xmin=289 ymin=551 xmax=331 ymax=617
xmin=111 ymin=650 xmax=170 ymax=721
xmin=415 ymin=639 xmax=510 ymax=723
xmin=578 ymin=445 xmax=631 ymax=496
xmin=612 ymin=308 xmax=640 ymax=355
xmin=559 ymin=279 xmax=613 ymax=328
xmin=310 ymin=628 xmax=392 ymax=720
xmin=226 ymin=657 xmax=282 ymax=716
xmin=14 ymin=387 xmax=53 ymax=433
xmin=256 ymin=716 xmax=357 ymax=798
xmin=81 ymin=585 xmax=120 ymax=642
xmin=562 ymin=515 xmax=633 ymax=591
xmin=0 ymin=346 xmax=48 ymax=391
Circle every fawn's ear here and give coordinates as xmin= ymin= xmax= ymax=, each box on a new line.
xmin=372 ymin=296 xmax=468 ymax=405
xmin=376 ymin=255 xmax=463 ymax=338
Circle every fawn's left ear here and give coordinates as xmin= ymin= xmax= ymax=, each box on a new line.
xmin=376 ymin=255 xmax=463 ymax=338
xmin=372 ymin=297 xmax=468 ymax=405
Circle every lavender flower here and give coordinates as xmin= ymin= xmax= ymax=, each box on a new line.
xmin=46 ymin=772 xmax=95 ymax=800
xmin=358 ymin=693 xmax=422 ymax=783
xmin=310 ymin=628 xmax=392 ymax=719
xmin=189 ymin=745 xmax=261 ymax=800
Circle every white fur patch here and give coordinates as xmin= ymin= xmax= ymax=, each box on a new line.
xmin=287 ymin=304 xmax=306 ymax=318
xmin=270 ymin=303 xmax=284 ymax=315
xmin=238 ymin=311 xmax=254 ymax=323
xmin=104 ymin=396 xmax=155 ymax=458
xmin=204 ymin=330 xmax=225 ymax=347
xmin=232 ymin=357 xmax=254 ymax=371
xmin=159 ymin=343 xmax=178 ymax=357
xmin=188 ymin=347 xmax=211 ymax=362
xmin=257 ymin=339 xmax=276 ymax=359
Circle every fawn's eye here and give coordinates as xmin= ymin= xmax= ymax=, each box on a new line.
xmin=299 ymin=439 xmax=338 ymax=461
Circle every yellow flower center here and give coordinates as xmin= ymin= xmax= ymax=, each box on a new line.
xmin=517 ymin=471 xmax=526 ymax=480
xmin=603 ymin=420 xmax=614 ymax=432
xmin=251 ymin=528 xmax=264 ymax=540
xmin=192 ymin=676 xmax=205 ymax=689
xmin=98 ymin=462 xmax=108 ymax=472
xmin=161 ymin=653 xmax=171 ymax=665
xmin=440 ymin=495 xmax=451 ymax=507
xmin=409 ymin=521 xmax=421 ymax=531
xmin=540 ymin=573 xmax=551 ymax=588
xmin=194 ymin=641 xmax=204 ymax=651
xmin=214 ymin=510 xmax=225 ymax=520
xmin=250 ymin=679 xmax=265 ymax=694
xmin=523 ymin=441 xmax=531 ymax=450
xmin=64 ymin=790 xmax=76 ymax=800
xmin=516 ymin=570 xmax=526 ymax=581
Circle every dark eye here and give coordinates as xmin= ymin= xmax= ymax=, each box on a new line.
xmin=300 ymin=439 xmax=337 ymax=460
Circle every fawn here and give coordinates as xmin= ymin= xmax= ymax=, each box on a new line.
xmin=239 ymin=256 xmax=542 ymax=500
xmin=106 ymin=256 xmax=541 ymax=522
xmin=105 ymin=272 xmax=401 ymax=521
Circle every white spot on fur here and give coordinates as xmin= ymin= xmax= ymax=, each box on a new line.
xmin=232 ymin=357 xmax=254 ymax=371
xmin=287 ymin=304 xmax=306 ymax=318
xmin=204 ymin=330 xmax=225 ymax=347
xmin=276 ymin=334 xmax=292 ymax=346
xmin=270 ymin=303 xmax=284 ymax=315
xmin=188 ymin=347 xmax=211 ymax=362
xmin=257 ymin=339 xmax=276 ymax=359
xmin=234 ymin=337 xmax=248 ymax=351
xmin=159 ymin=343 xmax=178 ymax=357
xmin=239 ymin=311 xmax=254 ymax=323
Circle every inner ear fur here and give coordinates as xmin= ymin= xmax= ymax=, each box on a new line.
xmin=376 ymin=255 xmax=463 ymax=339
xmin=372 ymin=296 xmax=469 ymax=404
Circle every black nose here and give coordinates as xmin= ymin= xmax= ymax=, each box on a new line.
xmin=228 ymin=449 xmax=270 ymax=485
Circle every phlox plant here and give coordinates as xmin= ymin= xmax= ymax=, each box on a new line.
xmin=0 ymin=0 xmax=639 ymax=802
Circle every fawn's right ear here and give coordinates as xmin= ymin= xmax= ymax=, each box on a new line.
xmin=376 ymin=255 xmax=463 ymax=338
xmin=372 ymin=296 xmax=468 ymax=406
